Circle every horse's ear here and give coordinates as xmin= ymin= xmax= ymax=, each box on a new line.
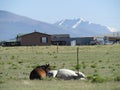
xmin=47 ymin=64 xmax=50 ymax=66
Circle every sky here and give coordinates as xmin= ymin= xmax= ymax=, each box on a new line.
xmin=0 ymin=0 xmax=120 ymax=31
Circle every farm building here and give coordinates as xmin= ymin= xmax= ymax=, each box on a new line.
xmin=51 ymin=34 xmax=94 ymax=45
xmin=51 ymin=34 xmax=70 ymax=45
xmin=1 ymin=40 xmax=21 ymax=46
xmin=70 ymin=37 xmax=94 ymax=45
xmin=104 ymin=36 xmax=120 ymax=44
xmin=16 ymin=31 xmax=51 ymax=46
xmin=94 ymin=36 xmax=120 ymax=45
xmin=1 ymin=32 xmax=95 ymax=46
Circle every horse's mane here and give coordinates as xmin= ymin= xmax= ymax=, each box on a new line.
xmin=36 ymin=64 xmax=50 ymax=72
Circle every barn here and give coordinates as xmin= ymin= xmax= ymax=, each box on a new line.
xmin=16 ymin=31 xmax=51 ymax=46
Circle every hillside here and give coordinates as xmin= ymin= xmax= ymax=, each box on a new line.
xmin=0 ymin=10 xmax=74 ymax=40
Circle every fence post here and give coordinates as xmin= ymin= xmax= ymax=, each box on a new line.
xmin=57 ymin=43 xmax=58 ymax=53
xmin=77 ymin=47 xmax=79 ymax=72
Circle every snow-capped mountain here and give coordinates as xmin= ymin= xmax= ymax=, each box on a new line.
xmin=54 ymin=18 xmax=113 ymax=36
xmin=0 ymin=10 xmax=114 ymax=41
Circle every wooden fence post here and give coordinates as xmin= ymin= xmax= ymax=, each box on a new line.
xmin=77 ymin=47 xmax=79 ymax=72
xmin=57 ymin=43 xmax=58 ymax=53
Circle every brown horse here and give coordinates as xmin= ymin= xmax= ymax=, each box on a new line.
xmin=29 ymin=64 xmax=51 ymax=80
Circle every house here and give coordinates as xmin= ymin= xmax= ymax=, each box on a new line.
xmin=17 ymin=31 xmax=51 ymax=46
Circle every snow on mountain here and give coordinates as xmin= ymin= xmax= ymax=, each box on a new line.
xmin=54 ymin=18 xmax=113 ymax=36
xmin=72 ymin=18 xmax=84 ymax=29
xmin=106 ymin=26 xmax=117 ymax=32
xmin=58 ymin=20 xmax=65 ymax=25
xmin=55 ymin=18 xmax=82 ymax=29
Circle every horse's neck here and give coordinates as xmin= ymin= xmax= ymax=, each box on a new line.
xmin=35 ymin=68 xmax=46 ymax=78
xmin=36 ymin=65 xmax=50 ymax=73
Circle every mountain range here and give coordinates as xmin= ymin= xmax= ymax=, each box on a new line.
xmin=54 ymin=18 xmax=113 ymax=36
xmin=0 ymin=10 xmax=113 ymax=41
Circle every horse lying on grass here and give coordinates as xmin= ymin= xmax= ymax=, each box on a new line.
xmin=48 ymin=69 xmax=87 ymax=80
xmin=29 ymin=64 xmax=86 ymax=80
xmin=29 ymin=64 xmax=51 ymax=80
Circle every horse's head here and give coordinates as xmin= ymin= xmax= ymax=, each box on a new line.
xmin=45 ymin=64 xmax=51 ymax=72
xmin=76 ymin=72 xmax=87 ymax=80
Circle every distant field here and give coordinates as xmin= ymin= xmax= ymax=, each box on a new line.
xmin=0 ymin=45 xmax=120 ymax=90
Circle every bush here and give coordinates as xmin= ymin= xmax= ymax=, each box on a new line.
xmin=74 ymin=64 xmax=81 ymax=70
xmin=114 ymin=76 xmax=120 ymax=81
xmin=9 ymin=64 xmax=18 ymax=69
xmin=11 ymin=55 xmax=15 ymax=59
xmin=114 ymin=87 xmax=120 ymax=90
xmin=87 ymin=74 xmax=105 ymax=83
xmin=99 ymin=60 xmax=102 ymax=62
xmin=91 ymin=64 xmax=96 ymax=68
xmin=54 ymin=56 xmax=57 ymax=58
xmin=0 ymin=80 xmax=5 ymax=84
xmin=81 ymin=62 xmax=87 ymax=69
xmin=87 ymin=75 xmax=93 ymax=80
xmin=50 ymin=65 xmax=56 ymax=69
xmin=94 ymin=69 xmax=98 ymax=73
xmin=18 ymin=61 xmax=23 ymax=64
xmin=82 ymin=64 xmax=86 ymax=69
xmin=92 ymin=76 xmax=105 ymax=83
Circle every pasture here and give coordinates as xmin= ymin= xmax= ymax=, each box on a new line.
xmin=0 ymin=45 xmax=120 ymax=90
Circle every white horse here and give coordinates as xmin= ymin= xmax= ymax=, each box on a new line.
xmin=48 ymin=69 xmax=86 ymax=80
xmin=56 ymin=69 xmax=78 ymax=80
xmin=48 ymin=70 xmax=58 ymax=77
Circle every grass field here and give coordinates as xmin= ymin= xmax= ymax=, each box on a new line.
xmin=0 ymin=45 xmax=120 ymax=90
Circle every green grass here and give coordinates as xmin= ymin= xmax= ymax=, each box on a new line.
xmin=0 ymin=45 xmax=120 ymax=90
xmin=0 ymin=80 xmax=120 ymax=90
